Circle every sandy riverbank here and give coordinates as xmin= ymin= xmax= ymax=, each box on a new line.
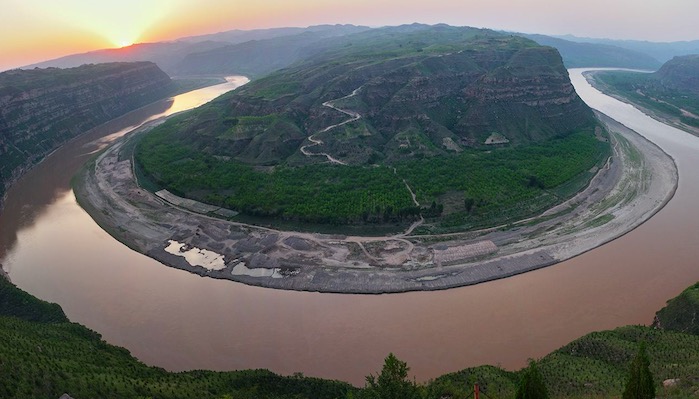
xmin=74 ymin=113 xmax=677 ymax=293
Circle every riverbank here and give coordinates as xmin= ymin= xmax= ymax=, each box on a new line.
xmin=585 ymin=70 xmax=699 ymax=138
xmin=74 ymin=110 xmax=677 ymax=294
xmin=3 ymin=261 xmax=699 ymax=397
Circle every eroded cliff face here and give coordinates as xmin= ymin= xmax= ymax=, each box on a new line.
xmin=0 ymin=62 xmax=174 ymax=206
xmin=143 ymin=28 xmax=596 ymax=166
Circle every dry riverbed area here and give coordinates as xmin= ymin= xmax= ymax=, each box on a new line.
xmin=74 ymin=114 xmax=677 ymax=293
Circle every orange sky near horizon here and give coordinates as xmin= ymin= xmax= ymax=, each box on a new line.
xmin=1 ymin=0 xmax=698 ymax=72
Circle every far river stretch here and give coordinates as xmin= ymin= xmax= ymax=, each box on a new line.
xmin=2 ymin=70 xmax=699 ymax=386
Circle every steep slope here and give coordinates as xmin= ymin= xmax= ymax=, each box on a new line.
xmin=523 ymin=34 xmax=661 ymax=69
xmin=430 ymin=326 xmax=699 ymax=398
xmin=0 ymin=62 xmax=175 ymax=207
xmin=135 ymin=25 xmax=606 ymax=228
xmin=653 ymin=282 xmax=699 ymax=335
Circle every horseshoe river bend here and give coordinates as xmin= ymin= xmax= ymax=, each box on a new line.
xmin=1 ymin=70 xmax=698 ymax=385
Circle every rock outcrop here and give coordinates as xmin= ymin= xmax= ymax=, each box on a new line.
xmin=0 ymin=62 xmax=174 ymax=207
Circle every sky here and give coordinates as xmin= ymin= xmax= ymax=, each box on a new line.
xmin=1 ymin=0 xmax=698 ymax=71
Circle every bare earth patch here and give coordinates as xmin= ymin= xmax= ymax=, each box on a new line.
xmin=74 ymin=113 xmax=677 ymax=293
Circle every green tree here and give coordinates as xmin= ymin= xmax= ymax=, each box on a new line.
xmin=622 ymin=342 xmax=655 ymax=399
xmin=515 ymin=360 xmax=549 ymax=399
xmin=360 ymin=353 xmax=421 ymax=399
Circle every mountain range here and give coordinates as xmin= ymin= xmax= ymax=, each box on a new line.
xmin=22 ymin=24 xmax=699 ymax=80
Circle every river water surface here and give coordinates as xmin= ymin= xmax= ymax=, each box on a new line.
xmin=2 ymin=70 xmax=699 ymax=385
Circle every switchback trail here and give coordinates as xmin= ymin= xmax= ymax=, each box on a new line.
xmin=300 ymin=87 xmax=363 ymax=164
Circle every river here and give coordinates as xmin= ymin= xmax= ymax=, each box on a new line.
xmin=1 ymin=70 xmax=698 ymax=386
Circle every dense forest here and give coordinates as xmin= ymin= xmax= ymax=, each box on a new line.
xmin=136 ymin=125 xmax=608 ymax=230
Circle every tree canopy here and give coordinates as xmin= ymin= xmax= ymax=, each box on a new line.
xmin=622 ymin=342 xmax=655 ymax=399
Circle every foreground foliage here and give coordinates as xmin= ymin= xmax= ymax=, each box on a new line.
xmin=515 ymin=361 xmax=549 ymax=399
xmin=357 ymin=353 xmax=421 ymax=399
xmin=0 ymin=277 xmax=354 ymax=399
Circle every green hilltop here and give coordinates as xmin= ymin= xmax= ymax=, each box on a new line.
xmin=135 ymin=25 xmax=608 ymax=231
xmin=654 ymin=282 xmax=699 ymax=335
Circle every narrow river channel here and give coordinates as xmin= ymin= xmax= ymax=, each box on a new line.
xmin=1 ymin=70 xmax=698 ymax=386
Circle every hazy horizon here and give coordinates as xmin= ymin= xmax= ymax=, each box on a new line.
xmin=2 ymin=0 xmax=698 ymax=72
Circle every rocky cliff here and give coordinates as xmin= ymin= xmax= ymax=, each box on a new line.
xmin=0 ymin=62 xmax=174 ymax=206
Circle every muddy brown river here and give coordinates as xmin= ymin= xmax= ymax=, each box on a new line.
xmin=2 ymin=70 xmax=698 ymax=386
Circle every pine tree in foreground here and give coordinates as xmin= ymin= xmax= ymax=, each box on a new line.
xmin=622 ymin=342 xmax=655 ymax=399
xmin=515 ymin=360 xmax=549 ymax=399
xmin=359 ymin=353 xmax=421 ymax=399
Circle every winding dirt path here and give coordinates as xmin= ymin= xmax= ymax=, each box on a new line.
xmin=300 ymin=87 xmax=363 ymax=165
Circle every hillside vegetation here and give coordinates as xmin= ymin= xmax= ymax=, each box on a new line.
xmin=2 ymin=273 xmax=699 ymax=398
xmin=654 ymin=282 xmax=699 ymax=335
xmin=593 ymin=55 xmax=699 ymax=130
xmin=136 ymin=24 xmax=607 ymax=230
xmin=0 ymin=276 xmax=355 ymax=399
xmin=0 ymin=63 xmax=176 ymax=208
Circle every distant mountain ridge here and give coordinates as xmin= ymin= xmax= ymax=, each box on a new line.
xmin=654 ymin=54 xmax=699 ymax=94
xmin=153 ymin=25 xmax=595 ymax=166
xmin=522 ymin=34 xmax=662 ymax=70
xmin=172 ymin=25 xmax=371 ymax=78
xmin=23 ymin=25 xmax=370 ymax=78
xmin=555 ymin=34 xmax=699 ymax=63
xmin=23 ymin=24 xmax=696 ymax=81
